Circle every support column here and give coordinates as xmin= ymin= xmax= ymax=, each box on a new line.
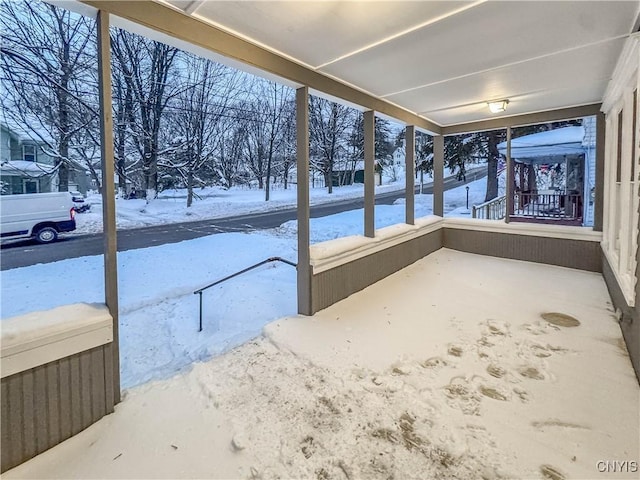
xmin=594 ymin=112 xmax=606 ymax=231
xmin=97 ymin=10 xmax=120 ymax=404
xmin=405 ymin=125 xmax=415 ymax=225
xmin=433 ymin=135 xmax=444 ymax=216
xmin=619 ymin=91 xmax=634 ymax=275
xmin=603 ymin=115 xmax=614 ymax=246
xmin=364 ymin=110 xmax=375 ymax=237
xmin=505 ymin=126 xmax=513 ymax=223
xmin=296 ymin=87 xmax=312 ymax=315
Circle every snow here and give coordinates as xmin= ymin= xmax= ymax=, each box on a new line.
xmin=0 ymin=160 xmax=56 ymax=176
xmin=75 ymin=180 xmax=417 ymax=234
xmin=497 ymin=126 xmax=586 ymax=161
xmin=1 ymin=303 xmax=110 ymax=348
xmin=4 ymin=249 xmax=638 ymax=479
xmin=1 ymin=232 xmax=297 ymax=388
xmin=1 ymin=178 xmax=496 ymax=389
xmin=1 ymin=165 xmax=636 ymax=477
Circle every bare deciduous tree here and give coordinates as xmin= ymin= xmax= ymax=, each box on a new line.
xmin=309 ymin=96 xmax=354 ymax=194
xmin=111 ymin=29 xmax=179 ymax=201
xmin=161 ymin=54 xmax=239 ymax=206
xmin=1 ymin=1 xmax=97 ymax=191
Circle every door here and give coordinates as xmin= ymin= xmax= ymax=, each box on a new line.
xmin=23 ymin=179 xmax=39 ymax=194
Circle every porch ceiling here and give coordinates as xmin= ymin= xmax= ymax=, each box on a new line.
xmin=159 ymin=0 xmax=638 ymax=127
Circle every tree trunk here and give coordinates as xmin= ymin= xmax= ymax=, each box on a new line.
xmin=485 ymin=132 xmax=499 ymax=201
xmin=187 ymin=163 xmax=194 ymax=208
xmin=324 ymin=170 xmax=332 ymax=194
xmin=265 ymin=157 xmax=272 ymax=201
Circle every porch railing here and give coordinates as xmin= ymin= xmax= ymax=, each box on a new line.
xmin=513 ymin=192 xmax=582 ymax=221
xmin=472 ymin=195 xmax=506 ymax=220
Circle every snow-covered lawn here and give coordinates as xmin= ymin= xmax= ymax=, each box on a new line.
xmin=74 ymin=167 xmax=491 ymax=235
xmin=75 ymin=178 xmax=422 ymax=234
xmin=0 ymin=176 xmax=503 ymax=389
xmin=5 ymin=249 xmax=638 ymax=479
xmin=2 ymin=178 xmax=490 ymax=387
xmin=73 ymin=165 xmax=486 ymax=235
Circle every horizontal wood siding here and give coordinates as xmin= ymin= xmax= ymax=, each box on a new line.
xmin=1 ymin=343 xmax=115 ymax=473
xmin=311 ymin=230 xmax=442 ymax=313
xmin=443 ymin=228 xmax=601 ymax=272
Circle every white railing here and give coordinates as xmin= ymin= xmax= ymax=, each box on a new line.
xmin=472 ymin=195 xmax=506 ymax=220
xmin=514 ymin=192 xmax=582 ymax=221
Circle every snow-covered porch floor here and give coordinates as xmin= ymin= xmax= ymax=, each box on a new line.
xmin=5 ymin=249 xmax=639 ymax=480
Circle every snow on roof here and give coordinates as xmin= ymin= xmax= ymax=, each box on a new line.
xmin=0 ymin=117 xmax=54 ymax=144
xmin=0 ymin=160 xmax=56 ymax=177
xmin=497 ymin=126 xmax=585 ymax=163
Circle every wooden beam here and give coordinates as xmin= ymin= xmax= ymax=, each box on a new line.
xmin=405 ymin=125 xmax=415 ymax=225
xmin=433 ymin=135 xmax=444 ymax=216
xmin=296 ymin=86 xmax=311 ymax=315
xmin=442 ymin=104 xmax=602 ymax=135
xmin=364 ymin=110 xmax=375 ymax=238
xmin=96 ymin=9 xmax=120 ymax=404
xmin=80 ymin=0 xmax=440 ymax=134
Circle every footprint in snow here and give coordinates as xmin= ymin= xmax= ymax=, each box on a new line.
xmin=447 ymin=345 xmax=464 ymax=357
xmin=518 ymin=365 xmax=545 ymax=380
xmin=483 ymin=319 xmax=511 ymax=337
xmin=443 ymin=376 xmax=482 ymax=415
xmin=478 ymin=385 xmax=509 ymax=401
xmin=540 ymin=464 xmax=566 ymax=480
xmin=421 ymin=356 xmax=448 ymax=369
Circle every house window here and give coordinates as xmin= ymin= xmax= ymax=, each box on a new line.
xmin=23 ymin=179 xmax=39 ymax=194
xmin=23 ymin=145 xmax=36 ymax=162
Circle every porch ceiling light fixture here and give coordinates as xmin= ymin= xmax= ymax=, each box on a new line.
xmin=488 ymin=99 xmax=509 ymax=113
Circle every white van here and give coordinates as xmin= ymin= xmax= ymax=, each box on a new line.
xmin=1 ymin=192 xmax=77 ymax=243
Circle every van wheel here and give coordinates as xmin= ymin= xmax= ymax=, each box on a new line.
xmin=35 ymin=227 xmax=58 ymax=244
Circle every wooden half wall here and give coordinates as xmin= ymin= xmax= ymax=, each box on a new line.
xmin=443 ymin=221 xmax=602 ymax=272
xmin=1 ymin=304 xmax=116 ymax=473
xmin=307 ymin=218 xmax=603 ymax=315
xmin=1 ymin=345 xmax=116 ymax=472
xmin=310 ymin=222 xmax=443 ymax=313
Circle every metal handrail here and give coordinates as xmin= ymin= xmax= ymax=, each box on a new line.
xmin=193 ymin=256 xmax=297 ymax=332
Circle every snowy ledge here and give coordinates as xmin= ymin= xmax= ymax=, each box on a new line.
xmin=309 ymin=217 xmax=602 ymax=275
xmin=1 ymin=303 xmax=113 ymax=378
xmin=310 ymin=216 xmax=443 ymax=274
xmin=443 ymin=217 xmax=603 ymax=242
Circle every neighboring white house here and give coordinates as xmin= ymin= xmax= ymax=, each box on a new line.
xmin=0 ymin=122 xmax=90 ymax=195
xmin=497 ymin=119 xmax=596 ymax=226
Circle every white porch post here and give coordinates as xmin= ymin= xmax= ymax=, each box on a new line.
xmin=505 ymin=127 xmax=513 ymax=223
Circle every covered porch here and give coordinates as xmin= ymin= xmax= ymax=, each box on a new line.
xmin=2 ymin=0 xmax=639 ymax=476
